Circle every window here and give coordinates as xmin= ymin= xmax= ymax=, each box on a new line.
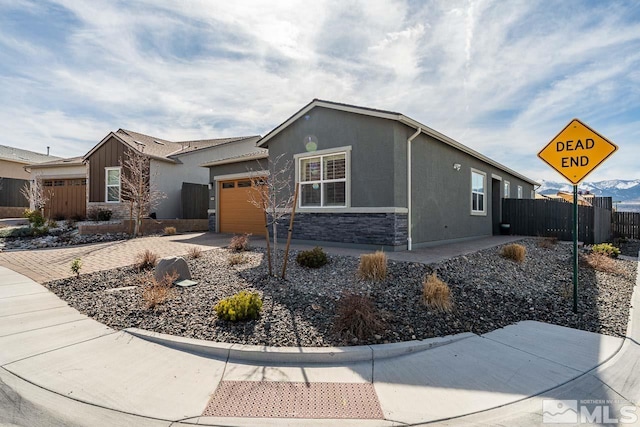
xmin=504 ymin=181 xmax=510 ymax=199
xmin=105 ymin=167 xmax=121 ymax=203
xmin=44 ymin=180 xmax=53 ymax=187
xmin=299 ymin=152 xmax=346 ymax=207
xmin=53 ymin=180 xmax=65 ymax=187
xmin=517 ymin=185 xmax=523 ymax=199
xmin=471 ymin=169 xmax=486 ymax=215
xmin=222 ymin=182 xmax=235 ymax=189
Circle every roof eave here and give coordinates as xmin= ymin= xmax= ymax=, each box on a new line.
xmin=201 ymin=153 xmax=269 ymax=168
xmin=398 ymin=116 xmax=538 ymax=186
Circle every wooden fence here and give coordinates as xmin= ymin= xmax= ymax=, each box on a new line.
xmin=181 ymin=182 xmax=209 ymax=219
xmin=502 ymin=198 xmax=612 ymax=244
xmin=612 ymin=211 xmax=640 ymax=239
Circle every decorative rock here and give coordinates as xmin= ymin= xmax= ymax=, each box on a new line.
xmin=154 ymin=256 xmax=191 ymax=283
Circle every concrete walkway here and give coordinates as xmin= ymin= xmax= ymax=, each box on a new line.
xmin=1 ymin=259 xmax=637 ymax=425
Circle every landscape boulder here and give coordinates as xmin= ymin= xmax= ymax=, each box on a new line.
xmin=154 ymin=256 xmax=191 ymax=283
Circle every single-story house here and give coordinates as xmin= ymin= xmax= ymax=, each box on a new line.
xmin=0 ymin=144 xmax=60 ymax=218
xmin=83 ymin=129 xmax=261 ymax=220
xmin=204 ymin=99 xmax=538 ymax=250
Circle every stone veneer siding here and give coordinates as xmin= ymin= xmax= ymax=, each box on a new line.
xmin=87 ymin=202 xmax=130 ymax=220
xmin=271 ymin=212 xmax=408 ymax=247
xmin=208 ymin=213 xmax=216 ymax=232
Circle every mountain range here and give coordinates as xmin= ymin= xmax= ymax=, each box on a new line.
xmin=537 ymin=179 xmax=640 ymax=203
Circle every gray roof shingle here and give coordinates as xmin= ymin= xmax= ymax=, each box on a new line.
xmin=0 ymin=144 xmax=61 ymax=164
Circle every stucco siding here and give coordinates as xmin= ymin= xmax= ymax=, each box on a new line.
xmin=0 ymin=159 xmax=29 ymax=180
xmin=265 ymin=106 xmax=398 ymax=208
xmin=410 ymin=132 xmax=534 ymax=245
xmin=152 ymin=152 xmax=209 ymax=219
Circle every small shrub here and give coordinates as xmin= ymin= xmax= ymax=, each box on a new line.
xmin=135 ymin=249 xmax=158 ymax=270
xmin=229 ymin=234 xmax=250 ymax=251
xmin=47 ymin=219 xmax=59 ymax=228
xmin=33 ymin=225 xmax=50 ymax=236
xmin=296 ymin=247 xmax=328 ymax=268
xmin=141 ymin=272 xmax=177 ymax=310
xmin=581 ymin=253 xmax=619 ymax=273
xmin=591 ymin=243 xmax=620 ymax=258
xmin=23 ymin=209 xmax=45 ymax=228
xmin=229 ymin=253 xmax=248 ymax=266
xmin=422 ymin=273 xmax=452 ymax=312
xmin=538 ymin=237 xmax=558 ymax=249
xmin=70 ymin=258 xmax=82 ymax=277
xmin=188 ymin=246 xmax=203 ymax=259
xmin=501 ymin=243 xmax=526 ymax=263
xmin=358 ymin=251 xmax=387 ymax=281
xmin=97 ymin=209 xmax=112 ymax=221
xmin=215 ymin=290 xmax=263 ymax=322
xmin=163 ymin=226 xmax=177 ymax=235
xmin=333 ymin=293 xmax=386 ymax=342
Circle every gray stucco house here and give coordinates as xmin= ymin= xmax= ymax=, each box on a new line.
xmin=204 ymin=99 xmax=537 ymax=250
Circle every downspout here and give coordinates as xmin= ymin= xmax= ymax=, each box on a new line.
xmin=407 ymin=127 xmax=422 ymax=251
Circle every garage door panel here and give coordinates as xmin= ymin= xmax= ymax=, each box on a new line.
xmin=219 ymin=179 xmax=266 ymax=235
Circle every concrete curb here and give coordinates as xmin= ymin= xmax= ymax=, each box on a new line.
xmin=124 ymin=328 xmax=476 ymax=364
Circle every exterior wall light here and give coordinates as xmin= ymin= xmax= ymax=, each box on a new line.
xmin=453 ymin=163 xmax=461 ymax=171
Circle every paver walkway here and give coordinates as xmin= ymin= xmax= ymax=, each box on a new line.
xmin=0 ymin=232 xmax=523 ymax=283
xmin=0 ymin=233 xmax=229 ymax=282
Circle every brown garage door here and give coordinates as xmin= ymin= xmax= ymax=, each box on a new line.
xmin=219 ymin=178 xmax=266 ymax=235
xmin=44 ymin=178 xmax=87 ymax=220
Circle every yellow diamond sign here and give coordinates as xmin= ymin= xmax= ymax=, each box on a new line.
xmin=538 ymin=118 xmax=618 ymax=185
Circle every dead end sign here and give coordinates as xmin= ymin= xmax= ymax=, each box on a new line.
xmin=538 ymin=118 xmax=618 ymax=185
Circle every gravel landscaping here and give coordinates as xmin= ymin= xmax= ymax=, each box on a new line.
xmin=0 ymin=225 xmax=129 ymax=251
xmin=617 ymin=238 xmax=640 ymax=257
xmin=45 ymin=238 xmax=637 ymax=347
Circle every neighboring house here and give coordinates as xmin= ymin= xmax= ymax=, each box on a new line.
xmin=83 ymin=129 xmax=261 ymax=220
xmin=25 ymin=157 xmax=87 ymax=220
xmin=205 ymin=99 xmax=538 ymax=250
xmin=0 ymin=144 xmax=60 ymax=218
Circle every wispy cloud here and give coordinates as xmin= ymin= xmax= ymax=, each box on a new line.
xmin=0 ymin=0 xmax=638 ymax=181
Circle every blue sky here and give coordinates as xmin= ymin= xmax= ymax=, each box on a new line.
xmin=1 ymin=0 xmax=639 ymax=182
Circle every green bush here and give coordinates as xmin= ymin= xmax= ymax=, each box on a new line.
xmin=87 ymin=208 xmax=113 ymax=222
xmin=23 ymin=209 xmax=45 ymax=228
xmin=296 ymin=247 xmax=328 ymax=268
xmin=215 ymin=291 xmax=263 ymax=322
xmin=591 ymin=243 xmax=620 ymax=258
xmin=97 ymin=209 xmax=113 ymax=221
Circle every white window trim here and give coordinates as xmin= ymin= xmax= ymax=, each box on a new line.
xmin=517 ymin=185 xmax=523 ymax=199
xmin=470 ymin=168 xmax=487 ymax=216
xmin=105 ymin=166 xmax=121 ymax=203
xmin=504 ymin=180 xmax=510 ymax=199
xmin=294 ymin=146 xmax=351 ymax=209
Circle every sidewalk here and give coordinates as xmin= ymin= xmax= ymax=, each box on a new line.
xmin=2 ymin=261 xmax=637 ymax=426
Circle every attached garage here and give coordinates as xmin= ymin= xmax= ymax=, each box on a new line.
xmin=44 ymin=178 xmax=87 ymax=220
xmin=218 ymin=178 xmax=266 ymax=235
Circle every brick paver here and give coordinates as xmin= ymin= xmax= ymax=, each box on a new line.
xmin=0 ymin=233 xmax=230 ymax=283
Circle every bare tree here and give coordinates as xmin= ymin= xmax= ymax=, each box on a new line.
xmin=20 ymin=175 xmax=50 ymax=212
xmin=120 ymin=148 xmax=165 ymax=237
xmin=248 ymin=154 xmax=296 ymax=276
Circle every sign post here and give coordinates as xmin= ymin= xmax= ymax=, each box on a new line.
xmin=538 ymin=118 xmax=617 ymax=313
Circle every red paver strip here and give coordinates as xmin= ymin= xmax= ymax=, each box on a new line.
xmin=202 ymin=381 xmax=384 ymax=419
